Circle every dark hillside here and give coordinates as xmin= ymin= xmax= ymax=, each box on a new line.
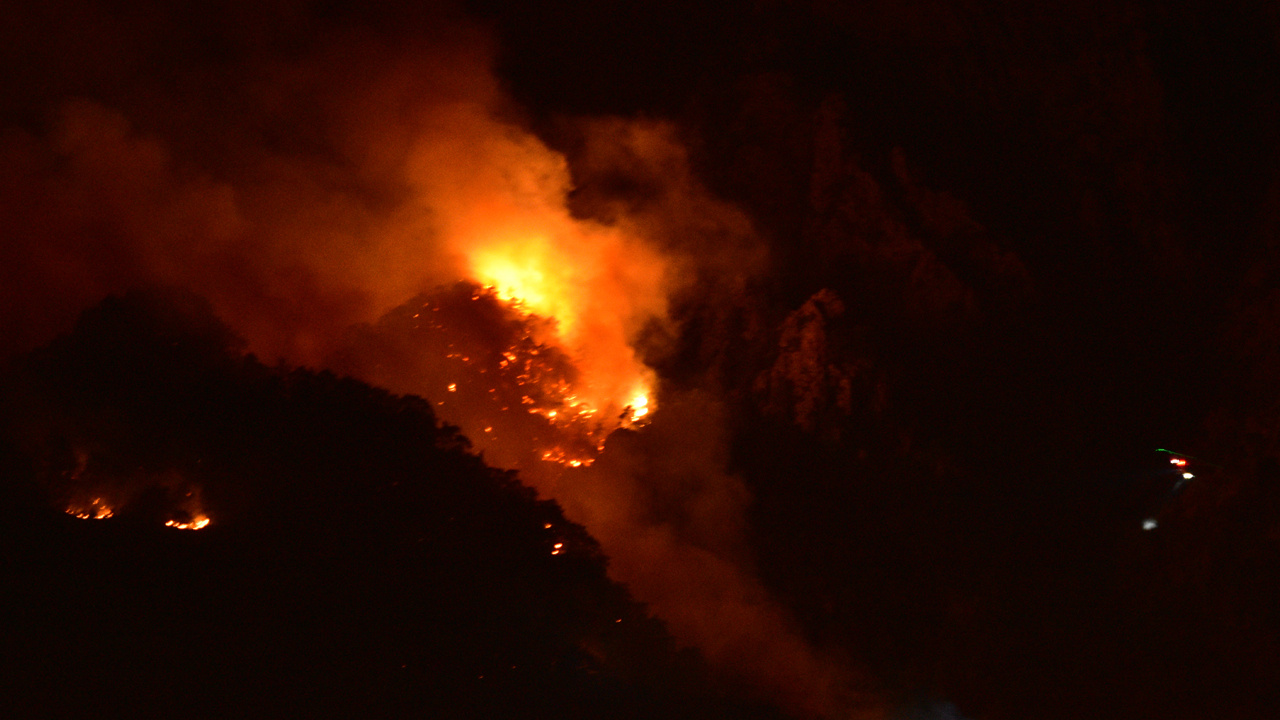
xmin=0 ymin=289 xmax=780 ymax=720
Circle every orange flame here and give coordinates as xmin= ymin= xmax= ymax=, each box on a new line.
xmin=66 ymin=496 xmax=114 ymax=520
xmin=165 ymin=517 xmax=211 ymax=530
xmin=467 ymin=228 xmax=663 ymax=428
xmin=406 ymin=122 xmax=669 ymax=434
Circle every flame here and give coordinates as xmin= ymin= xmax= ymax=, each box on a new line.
xmin=472 ymin=239 xmax=559 ymax=322
xmin=629 ymin=393 xmax=649 ymax=420
xmin=66 ymin=497 xmax=114 ymax=520
xmin=438 ymin=238 xmax=659 ymax=471
xmin=60 ymin=466 xmax=211 ymax=530
xmin=166 ymin=517 xmax=211 ymax=530
xmin=464 ymin=227 xmax=665 ymax=439
xmin=387 ymin=109 xmax=680 ymax=477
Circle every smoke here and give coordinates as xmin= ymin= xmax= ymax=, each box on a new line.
xmin=559 ymin=392 xmax=877 ymax=718
xmin=0 ymin=2 xmax=873 ymax=716
xmin=0 ymin=6 xmax=500 ymax=362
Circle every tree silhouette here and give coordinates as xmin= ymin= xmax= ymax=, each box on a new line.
xmin=0 ymin=287 xmax=782 ymax=720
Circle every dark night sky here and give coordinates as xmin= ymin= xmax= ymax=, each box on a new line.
xmin=3 ymin=1 xmax=1280 ymax=719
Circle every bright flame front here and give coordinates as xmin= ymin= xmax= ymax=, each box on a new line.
xmin=464 ymin=227 xmax=666 ymax=438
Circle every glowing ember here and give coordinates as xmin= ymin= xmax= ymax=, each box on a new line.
xmin=57 ymin=460 xmax=214 ymax=530
xmin=165 ymin=517 xmax=211 ymax=530
xmin=66 ymin=507 xmax=113 ymax=520
xmin=466 ymin=230 xmax=661 ymax=438
xmin=66 ymin=497 xmax=114 ymax=520
xmin=333 ymin=281 xmax=650 ymax=476
xmin=540 ymin=446 xmax=595 ymax=468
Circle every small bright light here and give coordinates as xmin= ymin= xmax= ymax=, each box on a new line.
xmin=1170 ymin=458 xmax=1187 ymax=466
xmin=1143 ymin=518 xmax=1158 ymax=531
xmin=1182 ymin=472 xmax=1194 ymax=480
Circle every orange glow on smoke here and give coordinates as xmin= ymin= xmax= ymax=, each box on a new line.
xmin=454 ymin=204 xmax=668 ymax=442
xmin=472 ymin=239 xmax=558 ymax=322
xmin=465 ymin=228 xmax=661 ymax=431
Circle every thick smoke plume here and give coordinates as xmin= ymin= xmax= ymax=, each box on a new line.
xmin=0 ymin=2 xmax=869 ymax=715
xmin=3 ymin=14 xmax=499 ymax=361
xmin=559 ymin=392 xmax=876 ymax=718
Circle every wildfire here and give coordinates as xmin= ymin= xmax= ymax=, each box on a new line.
xmin=60 ymin=465 xmax=211 ymax=530
xmin=469 ymin=274 xmax=656 ymax=431
xmin=351 ymin=279 xmax=651 ymax=476
xmin=473 ymin=241 xmax=558 ymax=322
xmin=464 ymin=226 xmax=663 ymax=435
xmin=540 ymin=447 xmax=594 ymax=468
xmin=628 ymin=393 xmax=649 ymax=420
xmin=66 ymin=497 xmax=114 ymax=520
xmin=165 ymin=517 xmax=211 ymax=530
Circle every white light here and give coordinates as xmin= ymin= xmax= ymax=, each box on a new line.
xmin=1182 ymin=472 xmax=1194 ymax=480
xmin=1143 ymin=518 xmax=1158 ymax=531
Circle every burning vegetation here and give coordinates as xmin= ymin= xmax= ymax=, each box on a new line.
xmin=24 ymin=272 xmax=654 ymax=534
xmin=329 ymin=281 xmax=651 ymax=483
xmin=59 ymin=463 xmax=211 ymax=530
xmin=0 ymin=289 xmax=785 ymax=719
xmin=6 ymin=1 xmax=1280 ymax=718
xmin=65 ymin=497 xmax=112 ymax=520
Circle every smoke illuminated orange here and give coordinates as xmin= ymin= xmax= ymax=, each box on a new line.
xmin=465 ymin=228 xmax=663 ymax=432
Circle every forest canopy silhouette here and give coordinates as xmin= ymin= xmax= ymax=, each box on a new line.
xmin=5 ymin=1 xmax=1280 ymax=718
xmin=0 ymin=288 xmax=784 ymax=720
